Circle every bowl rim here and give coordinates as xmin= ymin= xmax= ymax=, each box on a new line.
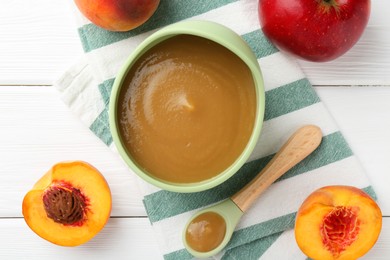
xmin=109 ymin=20 xmax=265 ymax=193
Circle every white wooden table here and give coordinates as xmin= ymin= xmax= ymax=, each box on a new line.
xmin=0 ymin=1 xmax=389 ymax=259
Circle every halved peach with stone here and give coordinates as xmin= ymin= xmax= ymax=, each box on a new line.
xmin=295 ymin=185 xmax=382 ymax=260
xmin=22 ymin=161 xmax=112 ymax=246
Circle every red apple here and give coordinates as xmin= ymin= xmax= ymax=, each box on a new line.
xmin=258 ymin=0 xmax=371 ymax=62
xmin=74 ymin=0 xmax=160 ymax=32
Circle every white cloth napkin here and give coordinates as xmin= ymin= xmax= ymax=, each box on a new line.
xmin=55 ymin=1 xmax=376 ymax=259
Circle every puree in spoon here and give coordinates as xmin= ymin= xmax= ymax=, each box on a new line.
xmin=185 ymin=211 xmax=227 ymax=252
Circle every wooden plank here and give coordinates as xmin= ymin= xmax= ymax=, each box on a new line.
xmin=316 ymin=86 xmax=390 ymax=215
xmin=0 ymin=0 xmax=83 ymax=85
xmin=0 ymin=86 xmax=146 ymax=217
xmin=364 ymin=217 xmax=390 ymax=259
xmin=0 ymin=218 xmax=163 ymax=259
xmin=0 ymin=0 xmax=389 ymax=85
xmin=0 ymin=217 xmax=387 ymax=259
xmin=298 ymin=25 xmax=390 ymax=85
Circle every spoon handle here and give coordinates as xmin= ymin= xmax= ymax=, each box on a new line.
xmin=231 ymin=125 xmax=322 ymax=213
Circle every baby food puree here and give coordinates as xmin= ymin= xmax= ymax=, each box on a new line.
xmin=185 ymin=212 xmax=227 ymax=252
xmin=117 ymin=35 xmax=256 ymax=183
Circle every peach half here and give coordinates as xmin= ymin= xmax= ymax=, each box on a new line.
xmin=22 ymin=161 xmax=112 ymax=246
xmin=295 ymin=185 xmax=382 ymax=260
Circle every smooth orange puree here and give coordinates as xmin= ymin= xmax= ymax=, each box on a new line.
xmin=117 ymin=35 xmax=256 ymax=183
xmin=185 ymin=212 xmax=227 ymax=252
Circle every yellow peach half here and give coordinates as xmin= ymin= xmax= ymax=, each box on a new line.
xmin=295 ymin=185 xmax=382 ymax=260
xmin=22 ymin=161 xmax=112 ymax=246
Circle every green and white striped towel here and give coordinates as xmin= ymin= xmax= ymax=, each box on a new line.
xmin=55 ymin=0 xmax=376 ymax=259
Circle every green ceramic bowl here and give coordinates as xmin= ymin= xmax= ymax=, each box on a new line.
xmin=109 ymin=20 xmax=265 ymax=193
